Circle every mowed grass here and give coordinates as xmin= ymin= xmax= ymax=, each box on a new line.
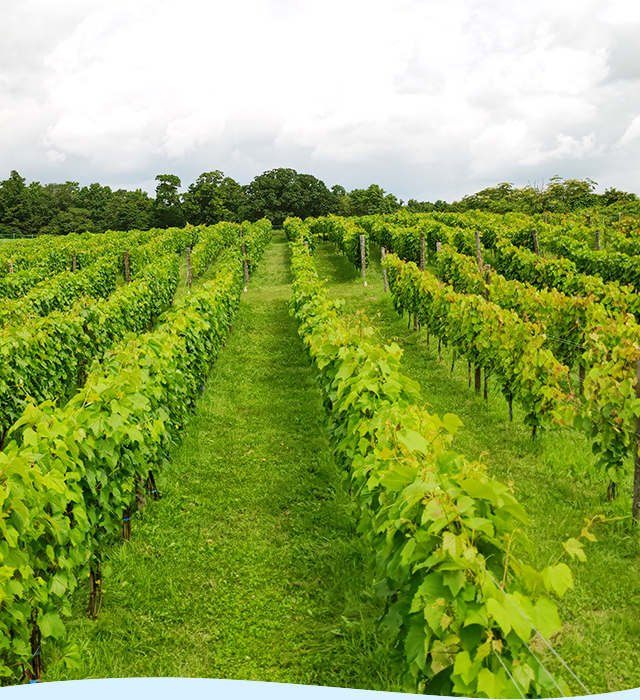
xmin=45 ymin=234 xmax=402 ymax=691
xmin=312 ymin=241 xmax=640 ymax=696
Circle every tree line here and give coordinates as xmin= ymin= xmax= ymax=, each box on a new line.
xmin=1 ymin=169 xmax=638 ymax=238
xmin=0 ymin=168 xmax=402 ymax=237
xmin=407 ymin=176 xmax=640 ymax=217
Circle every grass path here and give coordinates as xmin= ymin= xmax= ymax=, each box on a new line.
xmin=48 ymin=234 xmax=400 ymax=691
xmin=312 ymin=241 xmax=640 ymax=696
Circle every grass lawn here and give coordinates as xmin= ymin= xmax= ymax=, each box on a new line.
xmin=45 ymin=234 xmax=402 ymax=692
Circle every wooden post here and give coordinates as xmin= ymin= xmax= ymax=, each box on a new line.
xmin=544 ymin=213 xmax=547 ymax=224
xmin=381 ymin=247 xmax=388 ymax=293
xmin=29 ymin=609 xmax=42 ymax=681
xmin=360 ymin=234 xmax=367 ymax=286
xmin=136 ymin=477 xmax=147 ymax=515
xmin=8 ymin=260 xmax=13 ymax=274
xmin=147 ymin=470 xmax=159 ymax=500
xmin=436 ymin=241 xmax=442 ymax=254
xmin=595 ymin=229 xmax=601 ymax=251
xmin=633 ymin=357 xmax=640 ymax=519
xmin=414 ymin=315 xmax=418 ymax=332
xmin=451 ymin=351 xmax=456 ymax=373
xmin=72 ymin=255 xmax=77 ymax=272
xmin=579 ymin=364 xmax=585 ymax=395
xmin=87 ymin=564 xmax=102 ymax=619
xmin=124 ymin=251 xmax=130 ymax=284
xmin=438 ymin=338 xmax=442 ymax=361
xmin=474 ymin=366 xmax=481 ymax=393
xmin=484 ymin=368 xmax=488 ymax=402
xmin=619 ymin=212 xmax=622 ymax=222
xmin=186 ymin=247 xmax=192 ymax=289
xmin=468 ymin=360 xmax=471 ymax=388
xmin=532 ymin=229 xmax=540 ymax=256
xmin=303 ymin=240 xmax=309 ymax=251
xmin=484 ymin=264 xmax=491 ymax=300
xmin=241 ymin=244 xmax=249 ymax=292
xmin=420 ymin=232 xmax=426 ymax=271
xmin=123 ymin=507 xmax=131 ymax=540
xmin=475 ymin=230 xmax=483 ymax=272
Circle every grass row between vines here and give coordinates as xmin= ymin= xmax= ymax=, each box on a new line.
xmin=311 ymin=240 xmax=640 ymax=695
xmin=44 ymin=234 xmax=402 ymax=690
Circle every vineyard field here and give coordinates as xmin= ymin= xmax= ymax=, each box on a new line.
xmin=1 ymin=219 xmax=639 ymax=697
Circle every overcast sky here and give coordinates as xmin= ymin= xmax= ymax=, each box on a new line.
xmin=1 ymin=0 xmax=640 ymax=202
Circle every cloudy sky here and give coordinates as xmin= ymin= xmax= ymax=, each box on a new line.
xmin=2 ymin=0 xmax=640 ymax=201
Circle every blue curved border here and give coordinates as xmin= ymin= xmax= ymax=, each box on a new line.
xmin=1 ymin=678 xmax=639 ymax=700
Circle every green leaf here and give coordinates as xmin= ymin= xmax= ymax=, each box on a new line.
xmin=563 ymin=538 xmax=586 ymax=562
xmin=411 ymin=572 xmax=447 ymax=613
xmin=531 ymin=597 xmax=562 ymax=639
xmin=463 ymin=603 xmax=488 ymax=628
xmin=401 ymin=538 xmax=417 ymax=565
xmin=443 ymin=570 xmax=466 ymax=597
xmin=397 ymin=429 xmax=429 ymax=455
xmin=61 ymin=641 xmax=82 ymax=670
xmin=50 ymin=573 xmax=67 ymax=598
xmin=39 ymin=610 xmax=66 ymax=639
xmin=459 ymin=479 xmax=498 ymax=504
xmin=405 ymin=621 xmax=427 ymax=671
xmin=542 ymin=563 xmax=573 ymax=597
xmin=453 ymin=650 xmax=472 ymax=678
xmin=436 ymin=451 xmax=462 ymax=475
xmin=477 ymin=667 xmax=506 ymax=698
xmin=504 ymin=593 xmax=534 ymax=641
xmin=513 ymin=662 xmax=535 ymax=693
xmin=442 ymin=413 xmax=464 ymax=435
xmin=373 ymin=578 xmax=395 ymax=598
xmin=486 ymin=598 xmax=512 ymax=636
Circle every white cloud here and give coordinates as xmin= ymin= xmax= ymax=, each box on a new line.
xmin=43 ymin=105 xmax=165 ymax=169
xmin=46 ymin=149 xmax=66 ymax=162
xmin=0 ymin=0 xmax=639 ymax=200
xmin=616 ymin=115 xmax=640 ymax=147
xmin=163 ymin=114 xmax=226 ymax=159
xmin=521 ymin=132 xmax=598 ymax=165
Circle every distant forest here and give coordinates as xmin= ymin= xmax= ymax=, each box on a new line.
xmin=1 ymin=169 xmax=639 ymax=237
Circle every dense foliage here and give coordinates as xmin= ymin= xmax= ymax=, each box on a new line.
xmin=408 ymin=177 xmax=640 ymax=218
xmin=310 ymin=211 xmax=640 ymax=516
xmin=3 ymin=169 xmax=639 ymax=239
xmin=286 ymin=223 xmax=588 ymax=697
xmin=0 ymin=221 xmax=272 ymax=684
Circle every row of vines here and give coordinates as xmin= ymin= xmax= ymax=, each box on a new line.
xmin=285 ymin=219 xmax=595 ymax=697
xmin=0 ymin=219 xmax=272 ymax=684
xmin=292 ymin=213 xmax=640 ymax=519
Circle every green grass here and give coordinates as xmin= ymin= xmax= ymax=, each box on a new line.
xmin=312 ymin=241 xmax=640 ymax=695
xmin=45 ymin=234 xmax=402 ymax=691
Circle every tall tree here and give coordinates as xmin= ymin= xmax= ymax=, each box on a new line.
xmin=242 ymin=168 xmax=339 ymax=224
xmin=602 ymin=187 xmax=638 ymax=205
xmin=342 ymin=184 xmax=401 ymax=216
xmin=40 ymin=208 xmax=94 ymax=235
xmin=77 ymin=183 xmax=113 ymax=231
xmin=182 ymin=171 xmax=245 ymax=225
xmin=104 ymin=189 xmax=154 ymax=231
xmin=0 ymin=170 xmax=31 ymax=236
xmin=154 ymin=174 xmax=185 ymax=228
xmin=542 ymin=176 xmax=598 ymax=212
xmin=42 ymin=181 xmax=81 ymax=212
